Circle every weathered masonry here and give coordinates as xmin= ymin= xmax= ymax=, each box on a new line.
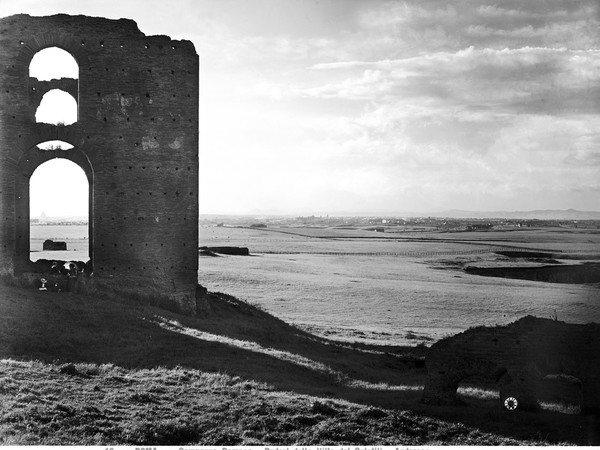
xmin=0 ymin=14 xmax=199 ymax=313
xmin=422 ymin=316 xmax=600 ymax=414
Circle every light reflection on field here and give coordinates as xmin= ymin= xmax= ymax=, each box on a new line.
xmin=199 ymin=226 xmax=600 ymax=346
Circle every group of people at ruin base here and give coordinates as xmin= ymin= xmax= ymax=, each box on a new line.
xmin=40 ymin=261 xmax=81 ymax=293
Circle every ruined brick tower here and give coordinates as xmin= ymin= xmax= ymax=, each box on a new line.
xmin=0 ymin=14 xmax=199 ymax=313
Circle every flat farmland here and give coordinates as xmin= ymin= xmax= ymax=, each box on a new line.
xmin=199 ymin=226 xmax=600 ymax=346
xmin=30 ymin=224 xmax=89 ymax=262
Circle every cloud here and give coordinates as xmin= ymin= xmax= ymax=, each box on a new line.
xmin=188 ymin=0 xmax=600 ymax=213
xmin=303 ymin=47 xmax=600 ymax=116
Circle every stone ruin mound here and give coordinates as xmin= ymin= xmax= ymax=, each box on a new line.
xmin=422 ymin=316 xmax=600 ymax=414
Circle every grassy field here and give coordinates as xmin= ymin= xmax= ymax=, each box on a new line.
xmin=30 ymin=224 xmax=88 ymax=262
xmin=1 ymin=282 xmax=597 ymax=445
xmin=199 ymin=226 xmax=600 ymax=345
xmin=10 ymin=222 xmax=598 ymax=444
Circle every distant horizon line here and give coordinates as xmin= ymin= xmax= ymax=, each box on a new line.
xmin=199 ymin=208 xmax=600 ymax=217
xmin=32 ymin=207 xmax=600 ymax=221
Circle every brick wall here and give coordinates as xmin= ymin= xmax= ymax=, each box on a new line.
xmin=0 ymin=14 xmax=199 ymax=313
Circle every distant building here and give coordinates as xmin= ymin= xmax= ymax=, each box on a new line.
xmin=466 ymin=223 xmax=493 ymax=231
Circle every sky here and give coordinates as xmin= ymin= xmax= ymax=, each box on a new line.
xmin=2 ymin=0 xmax=600 ymax=216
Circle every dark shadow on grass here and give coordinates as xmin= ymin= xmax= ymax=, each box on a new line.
xmin=0 ymin=284 xmax=597 ymax=445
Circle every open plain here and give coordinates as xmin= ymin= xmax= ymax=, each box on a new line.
xmin=199 ymin=223 xmax=600 ymax=346
xmin=3 ymin=219 xmax=597 ymax=444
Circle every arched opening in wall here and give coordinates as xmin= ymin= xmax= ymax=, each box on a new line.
xmin=29 ymin=47 xmax=78 ymax=81
xmin=35 ymin=90 xmax=78 ymax=125
xmin=537 ymin=374 xmax=583 ymax=415
xmin=30 ymin=159 xmax=89 ymax=266
xmin=457 ymin=376 xmax=500 ymax=409
xmin=37 ymin=140 xmax=74 ymax=151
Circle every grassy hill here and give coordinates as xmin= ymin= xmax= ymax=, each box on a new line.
xmin=0 ymin=282 xmax=596 ymax=445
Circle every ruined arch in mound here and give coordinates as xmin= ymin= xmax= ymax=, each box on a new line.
xmin=421 ymin=317 xmax=600 ymax=414
xmin=15 ymin=143 xmax=94 ymax=271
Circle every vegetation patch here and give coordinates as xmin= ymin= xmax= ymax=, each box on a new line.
xmin=0 ymin=359 xmax=550 ymax=446
xmin=0 ymin=283 xmax=595 ymax=445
